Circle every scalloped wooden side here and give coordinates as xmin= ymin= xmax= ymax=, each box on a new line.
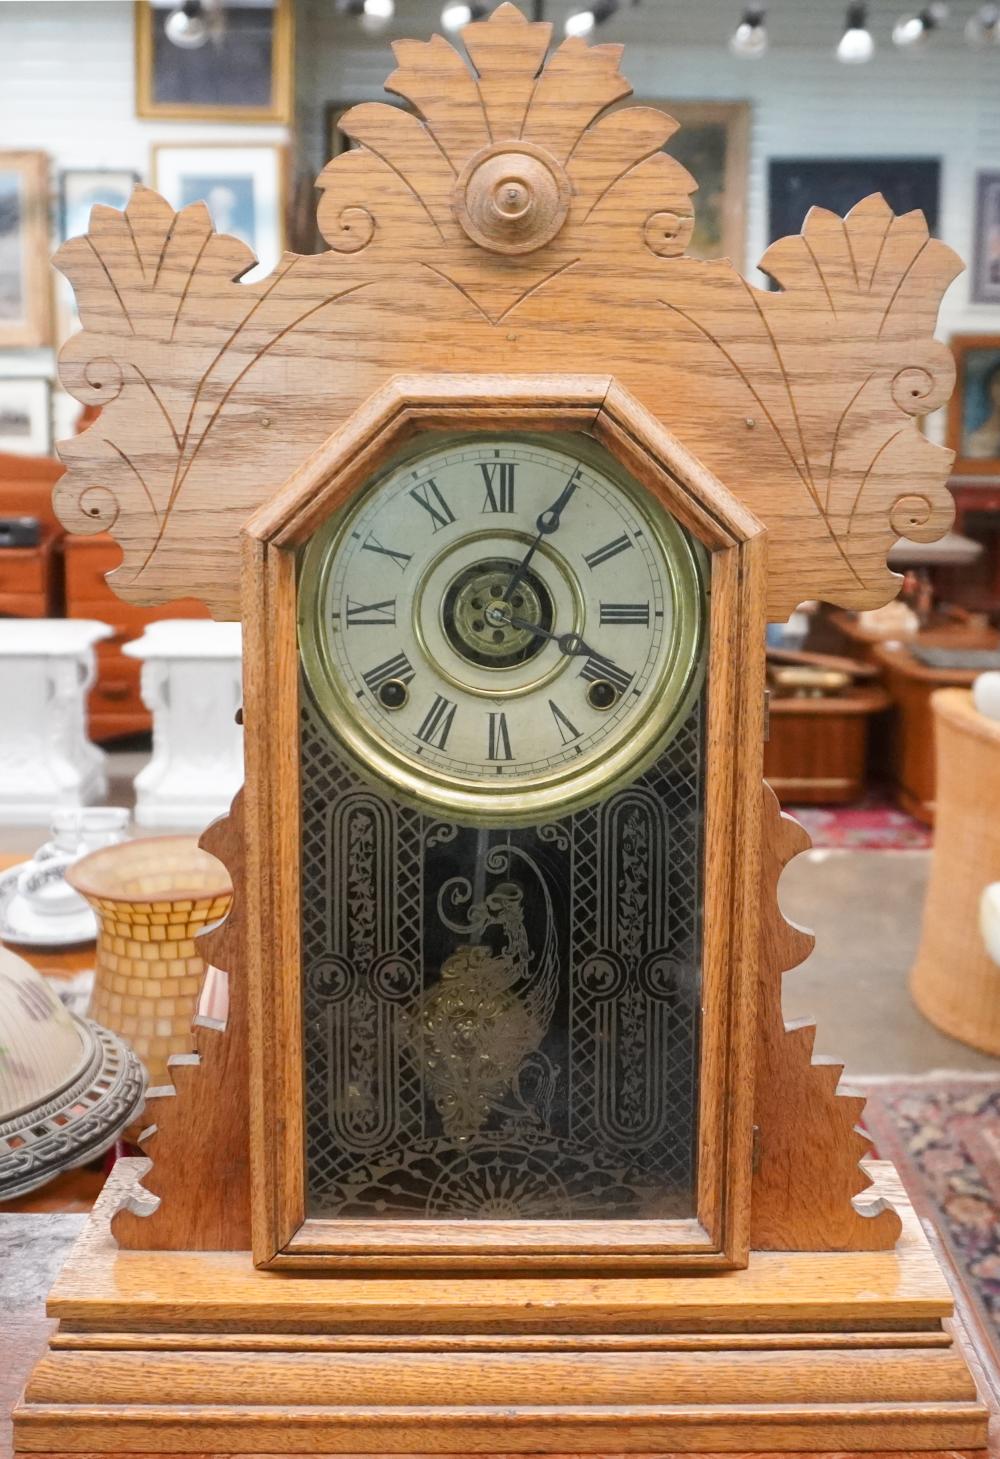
xmin=112 ymin=793 xmax=251 ymax=1252
xmin=750 ymin=784 xmax=901 ymax=1251
xmin=109 ymin=783 xmax=900 ymax=1254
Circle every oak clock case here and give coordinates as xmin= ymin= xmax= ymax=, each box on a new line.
xmin=296 ymin=432 xmax=709 ymax=1224
xmin=19 ymin=3 xmax=984 ymax=1454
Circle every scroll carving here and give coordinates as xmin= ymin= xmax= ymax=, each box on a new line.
xmin=751 ymin=784 xmax=901 ymax=1250
xmin=51 ymin=2 xmax=959 ymax=620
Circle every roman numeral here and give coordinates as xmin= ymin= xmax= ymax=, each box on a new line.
xmin=415 ymin=694 xmax=457 ymax=750
xmin=487 ymin=712 xmax=513 ymax=761
xmin=362 ymin=532 xmax=412 ymax=572
xmin=599 ymin=602 xmax=650 ymax=626
xmin=409 ymin=478 xmax=456 ymax=532
xmin=480 ymin=462 xmax=515 ymax=513
xmin=584 ymin=534 xmax=633 ymax=570
xmin=362 ymin=651 xmax=415 ymax=692
xmin=345 ymin=597 xmax=396 ymax=627
xmin=548 ymin=699 xmax=581 ymax=746
xmin=579 ymin=653 xmax=635 ymax=695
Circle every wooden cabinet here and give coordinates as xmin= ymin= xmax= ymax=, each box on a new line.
xmin=764 ymin=686 xmax=890 ymax=804
xmin=62 ymin=535 xmax=208 ymax=741
xmin=0 ymin=451 xmax=64 ymax=618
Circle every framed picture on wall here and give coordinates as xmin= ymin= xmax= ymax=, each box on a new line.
xmin=947 ymin=334 xmax=1000 ymax=475
xmin=647 ymin=101 xmax=749 ymax=268
xmin=152 ymin=143 xmax=286 ymax=275
xmin=135 ymin=0 xmax=293 ymax=123
xmin=768 ymin=157 xmax=941 ymax=244
xmin=0 ymin=377 xmax=52 ymax=456
xmin=972 ymin=172 xmax=1000 ymax=305
xmin=0 ymin=152 xmax=52 ymax=349
xmin=60 ymin=169 xmax=140 ymax=242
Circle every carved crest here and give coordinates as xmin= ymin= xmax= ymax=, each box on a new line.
xmin=53 ymin=2 xmax=960 ymax=619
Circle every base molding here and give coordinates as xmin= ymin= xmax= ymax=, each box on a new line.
xmin=14 ymin=1162 xmax=990 ymax=1456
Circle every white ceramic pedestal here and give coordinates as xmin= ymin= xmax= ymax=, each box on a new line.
xmin=0 ymin=620 xmax=112 ymax=824
xmin=124 ymin=620 xmax=243 ymax=830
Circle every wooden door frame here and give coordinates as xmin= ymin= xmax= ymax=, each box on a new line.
xmin=241 ymin=373 xmax=767 ymax=1271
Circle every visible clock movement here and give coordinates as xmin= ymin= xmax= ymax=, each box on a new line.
xmin=18 ymin=4 xmax=987 ymax=1456
xmin=298 ymin=433 xmax=705 ymax=818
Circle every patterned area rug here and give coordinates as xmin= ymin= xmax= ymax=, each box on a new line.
xmin=785 ymin=793 xmax=933 ymax=850
xmin=863 ymin=1076 xmax=1000 ymax=1366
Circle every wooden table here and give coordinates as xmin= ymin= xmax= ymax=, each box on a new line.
xmin=873 ymin=639 xmax=1000 ymax=824
xmin=822 ymin=615 xmax=1000 ymax=822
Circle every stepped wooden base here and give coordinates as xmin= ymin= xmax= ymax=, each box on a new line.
xmin=14 ymin=1161 xmax=989 ymax=1456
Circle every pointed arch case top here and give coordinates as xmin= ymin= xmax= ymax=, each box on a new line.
xmin=53 ymin=2 xmax=959 ymax=621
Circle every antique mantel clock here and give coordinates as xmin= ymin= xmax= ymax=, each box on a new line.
xmin=16 ymin=6 xmax=988 ymax=1455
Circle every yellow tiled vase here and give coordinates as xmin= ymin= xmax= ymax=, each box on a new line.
xmin=66 ymin=837 xmax=232 ymax=1085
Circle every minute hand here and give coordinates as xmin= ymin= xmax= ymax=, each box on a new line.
xmin=502 ymin=467 xmax=582 ymax=603
xmin=507 ymin=616 xmax=601 ymax=660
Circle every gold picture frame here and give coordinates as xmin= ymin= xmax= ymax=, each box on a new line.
xmin=135 ymin=0 xmax=293 ymax=124
xmin=0 ymin=151 xmax=52 ymax=349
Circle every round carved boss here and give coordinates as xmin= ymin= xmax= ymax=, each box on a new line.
xmin=453 ymin=142 xmax=572 ymax=255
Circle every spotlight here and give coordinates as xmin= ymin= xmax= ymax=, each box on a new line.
xmin=837 ymin=2 xmax=875 ymax=62
xmin=966 ymin=2 xmax=1000 ymax=43
xmin=164 ymin=0 xmax=210 ymax=49
xmin=564 ymin=0 xmax=618 ymax=39
xmin=340 ymin=0 xmax=394 ymax=31
xmin=441 ymin=2 xmax=487 ymax=30
xmin=729 ymin=5 xmax=767 ymax=57
xmin=892 ymin=3 xmax=948 ymax=46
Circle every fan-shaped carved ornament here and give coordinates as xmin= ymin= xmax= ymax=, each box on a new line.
xmin=52 ymin=2 xmax=960 ymax=619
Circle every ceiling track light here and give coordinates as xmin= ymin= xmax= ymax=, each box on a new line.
xmin=441 ymin=2 xmax=487 ymax=31
xmin=837 ymin=2 xmax=875 ymax=63
xmin=729 ymin=5 xmax=767 ymax=58
xmin=966 ymin=1 xmax=1000 ymax=44
xmin=163 ymin=0 xmax=224 ymax=50
xmin=892 ymin=2 xmax=948 ymax=47
xmin=564 ymin=0 xmax=619 ymax=40
xmin=340 ymin=0 xmax=395 ymax=32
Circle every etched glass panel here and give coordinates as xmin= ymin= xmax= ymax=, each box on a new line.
xmin=299 ymin=679 xmax=705 ymax=1221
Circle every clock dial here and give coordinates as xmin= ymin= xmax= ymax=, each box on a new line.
xmin=299 ymin=435 xmax=705 ymax=821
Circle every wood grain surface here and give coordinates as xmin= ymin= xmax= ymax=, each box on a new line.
xmin=51 ymin=3 xmax=959 ymax=622
xmin=750 ymin=787 xmax=901 ymax=1250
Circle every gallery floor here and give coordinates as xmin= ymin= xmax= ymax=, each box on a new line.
xmin=2 ymin=745 xmax=996 ymax=1079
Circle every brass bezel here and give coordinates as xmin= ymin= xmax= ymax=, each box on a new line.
xmin=297 ymin=430 xmax=707 ymax=826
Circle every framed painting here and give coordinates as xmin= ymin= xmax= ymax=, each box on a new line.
xmin=768 ymin=158 xmax=941 ymax=245
xmin=152 ymin=143 xmax=286 ymax=275
xmin=947 ymin=334 xmax=1000 ymax=475
xmin=0 ymin=152 xmax=52 ymax=349
xmin=60 ymin=169 xmax=140 ymax=242
xmin=135 ymin=0 xmax=293 ymax=123
xmin=972 ymin=171 xmax=1000 ymax=305
xmin=650 ymin=101 xmax=749 ymax=268
xmin=0 ymin=377 xmax=52 ymax=456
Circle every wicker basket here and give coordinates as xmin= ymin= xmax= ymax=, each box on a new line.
xmin=910 ymin=688 xmax=1000 ymax=1055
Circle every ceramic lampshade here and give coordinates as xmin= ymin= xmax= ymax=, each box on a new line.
xmin=66 ymin=837 xmax=232 ymax=1086
xmin=0 ymin=946 xmax=146 ymax=1201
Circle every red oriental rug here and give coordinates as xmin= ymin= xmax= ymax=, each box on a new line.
xmin=863 ymin=1075 xmax=1000 ymax=1370
xmin=785 ymin=793 xmax=933 ymax=850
